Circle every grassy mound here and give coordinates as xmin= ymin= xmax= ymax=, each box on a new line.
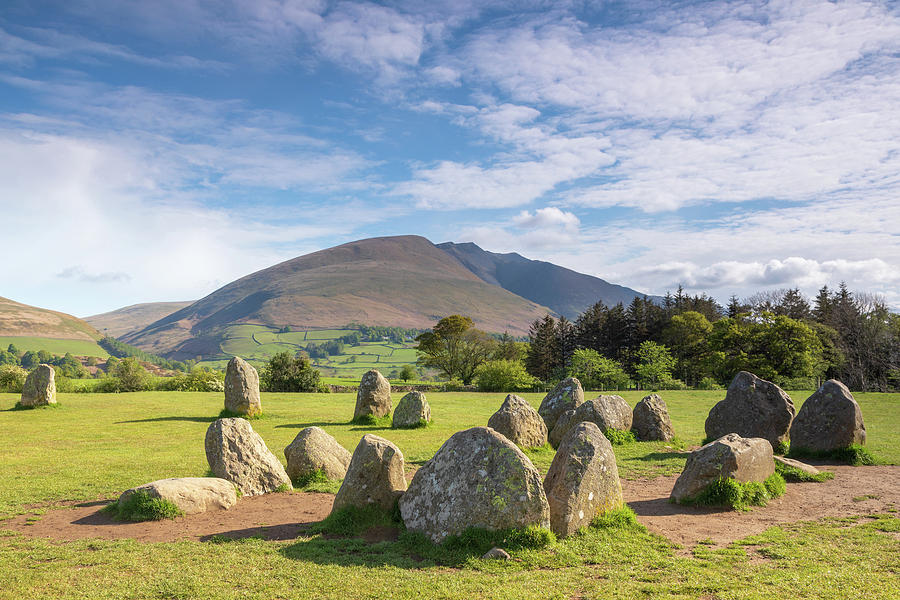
xmin=679 ymin=473 xmax=786 ymax=511
xmin=789 ymin=444 xmax=876 ymax=466
xmin=102 ymin=490 xmax=182 ymax=522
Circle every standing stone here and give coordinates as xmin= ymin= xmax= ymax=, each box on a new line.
xmin=790 ymin=380 xmax=866 ymax=452
xmin=538 ymin=377 xmax=585 ymax=430
xmin=549 ymin=409 xmax=577 ymax=449
xmin=19 ymin=364 xmax=56 ymax=408
xmin=353 ymin=370 xmax=392 ymax=420
xmin=332 ymin=434 xmax=407 ymax=513
xmin=544 ymin=422 xmax=623 ymax=538
xmin=205 ymin=418 xmax=291 ymax=496
xmin=400 ymin=427 xmax=550 ymax=543
xmin=392 ymin=391 xmax=431 ymax=428
xmin=487 ymin=394 xmax=548 ymax=448
xmin=632 ymin=394 xmax=675 ymax=442
xmin=118 ymin=477 xmax=237 ymax=515
xmin=283 ymin=427 xmax=352 ymax=481
xmin=224 ymin=356 xmax=261 ymax=416
xmin=670 ymin=433 xmax=775 ymax=503
xmin=550 ymin=395 xmax=632 ymax=447
xmin=705 ymin=371 xmax=795 ymax=449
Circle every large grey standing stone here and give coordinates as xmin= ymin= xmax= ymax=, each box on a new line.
xmin=332 ymin=434 xmax=407 ymax=513
xmin=538 ymin=377 xmax=584 ymax=430
xmin=789 ymin=380 xmax=866 ymax=452
xmin=19 ymin=364 xmax=56 ymax=407
xmin=118 ymin=477 xmax=237 ymax=515
xmin=670 ymin=433 xmax=775 ymax=503
xmin=487 ymin=394 xmax=548 ymax=448
xmin=550 ymin=395 xmax=632 ymax=448
xmin=632 ymin=394 xmax=675 ymax=442
xmin=399 ymin=427 xmax=550 ymax=544
xmin=544 ymin=421 xmax=623 ymax=538
xmin=392 ymin=391 xmax=431 ymax=429
xmin=224 ymin=356 xmax=261 ymax=416
xmin=205 ymin=418 xmax=291 ymax=496
xmin=549 ymin=409 xmax=577 ymax=449
xmin=705 ymin=371 xmax=795 ymax=449
xmin=283 ymin=427 xmax=351 ymax=481
xmin=353 ymin=370 xmax=392 ymax=420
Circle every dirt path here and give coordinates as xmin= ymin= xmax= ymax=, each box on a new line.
xmin=3 ymin=464 xmax=898 ymax=548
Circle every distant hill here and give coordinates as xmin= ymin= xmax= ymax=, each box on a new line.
xmin=86 ymin=301 xmax=193 ymax=338
xmin=0 ymin=296 xmax=103 ymax=341
xmin=437 ymin=242 xmax=659 ymax=319
xmin=123 ymin=236 xmax=553 ymax=359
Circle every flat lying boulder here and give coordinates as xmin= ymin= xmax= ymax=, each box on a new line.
xmin=399 ymin=427 xmax=550 ymax=544
xmin=392 ymin=391 xmax=431 ymax=428
xmin=205 ymin=418 xmax=291 ymax=496
xmin=774 ymin=455 xmax=820 ymax=476
xmin=790 ymin=380 xmax=866 ymax=452
xmin=487 ymin=394 xmax=548 ymax=448
xmin=19 ymin=364 xmax=56 ymax=407
xmin=632 ymin=394 xmax=674 ymax=441
xmin=705 ymin=371 xmax=794 ymax=449
xmin=538 ymin=377 xmax=584 ymax=430
xmin=224 ymin=356 xmax=261 ymax=416
xmin=353 ymin=370 xmax=391 ymax=420
xmin=550 ymin=395 xmax=632 ymax=448
xmin=671 ymin=433 xmax=774 ymax=503
xmin=544 ymin=422 xmax=622 ymax=538
xmin=332 ymin=434 xmax=406 ymax=513
xmin=284 ymin=427 xmax=351 ymax=481
xmin=549 ymin=409 xmax=577 ymax=448
xmin=119 ymin=477 xmax=237 ymax=515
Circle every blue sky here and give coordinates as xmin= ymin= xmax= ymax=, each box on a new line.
xmin=2 ymin=0 xmax=899 ymax=317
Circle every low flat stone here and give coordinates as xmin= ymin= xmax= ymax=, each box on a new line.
xmin=671 ymin=433 xmax=775 ymax=503
xmin=774 ymin=455 xmax=820 ymax=476
xmin=482 ymin=547 xmax=511 ymax=560
xmin=119 ymin=477 xmax=237 ymax=515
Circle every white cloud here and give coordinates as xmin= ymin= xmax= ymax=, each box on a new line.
xmin=512 ymin=207 xmax=579 ymax=233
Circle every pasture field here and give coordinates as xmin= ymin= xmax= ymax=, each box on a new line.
xmin=0 ymin=336 xmax=110 ymax=359
xmin=0 ymin=390 xmax=898 ymax=599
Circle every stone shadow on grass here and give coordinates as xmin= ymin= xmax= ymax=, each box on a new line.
xmin=274 ymin=422 xmax=342 ymax=429
xmin=635 ymin=452 xmax=689 ymax=462
xmin=277 ymin=534 xmax=436 ymax=569
xmin=115 ymin=416 xmax=218 ymax=424
xmin=201 ymin=523 xmax=314 ymax=543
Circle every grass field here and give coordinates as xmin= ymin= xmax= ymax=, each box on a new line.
xmin=0 ymin=336 xmax=110 ymax=359
xmin=0 ymin=390 xmax=897 ymax=599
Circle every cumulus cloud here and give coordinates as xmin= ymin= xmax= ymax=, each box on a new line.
xmin=512 ymin=207 xmax=579 ymax=233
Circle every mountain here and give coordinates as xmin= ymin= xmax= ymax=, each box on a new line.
xmin=123 ymin=235 xmax=553 ymax=358
xmin=0 ymin=296 xmax=103 ymax=341
xmin=437 ymin=242 xmax=659 ymax=319
xmin=85 ymin=301 xmax=193 ymax=338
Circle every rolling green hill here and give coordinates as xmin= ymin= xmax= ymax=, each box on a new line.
xmin=0 ymin=297 xmax=109 ymax=357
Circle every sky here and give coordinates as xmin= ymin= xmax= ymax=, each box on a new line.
xmin=2 ymin=0 xmax=899 ymax=318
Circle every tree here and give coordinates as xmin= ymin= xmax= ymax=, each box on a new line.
xmin=261 ymin=351 xmax=323 ymax=392
xmin=525 ymin=315 xmax=560 ymax=381
xmin=633 ymin=341 xmax=676 ymax=388
xmin=568 ymin=349 xmax=629 ymax=390
xmin=663 ymin=311 xmax=713 ymax=386
xmin=7 ymin=343 xmax=19 ymax=356
xmin=399 ymin=364 xmax=416 ymax=382
xmin=114 ymin=357 xmax=149 ymax=392
xmin=416 ymin=315 xmax=496 ymax=385
xmin=474 ymin=359 xmax=538 ymax=392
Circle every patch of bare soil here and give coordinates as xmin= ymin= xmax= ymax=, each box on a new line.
xmin=623 ymin=463 xmax=900 ymax=550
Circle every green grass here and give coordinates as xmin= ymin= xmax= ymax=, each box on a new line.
xmin=774 ymin=461 xmax=835 ymax=483
xmin=0 ymin=336 xmax=110 ymax=358
xmin=789 ymin=443 xmax=878 ymax=466
xmin=292 ymin=469 xmax=343 ymax=494
xmin=679 ymin=473 xmax=787 ymax=510
xmin=0 ymin=389 xmax=898 ymax=599
xmin=102 ymin=490 xmax=182 ymax=522
xmin=604 ymin=428 xmax=636 ymax=445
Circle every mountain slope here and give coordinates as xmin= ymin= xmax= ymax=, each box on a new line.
xmin=124 ymin=236 xmax=553 ymax=358
xmin=0 ymin=296 xmax=103 ymax=341
xmin=86 ymin=301 xmax=193 ymax=338
xmin=437 ymin=242 xmax=659 ymax=319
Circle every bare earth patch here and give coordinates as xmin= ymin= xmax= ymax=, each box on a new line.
xmin=3 ymin=464 xmax=898 ymax=548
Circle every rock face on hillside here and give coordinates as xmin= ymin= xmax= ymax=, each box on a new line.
xmin=705 ymin=372 xmax=795 ymax=449
xmin=543 ymin=422 xmax=622 ymax=538
xmin=118 ymin=477 xmax=237 ymax=515
xmin=332 ymin=435 xmax=407 ymax=513
xmin=550 ymin=395 xmax=631 ymax=448
xmin=399 ymin=427 xmax=550 ymax=543
xmin=392 ymin=391 xmax=431 ymax=428
xmin=283 ymin=427 xmax=352 ymax=481
xmin=632 ymin=394 xmax=674 ymax=442
xmin=224 ymin=356 xmax=261 ymax=416
xmin=205 ymin=418 xmax=291 ymax=496
xmin=671 ymin=433 xmax=774 ymax=503
xmin=19 ymin=364 xmax=56 ymax=407
xmin=790 ymin=380 xmax=866 ymax=452
xmin=538 ymin=377 xmax=584 ymax=430
xmin=354 ymin=370 xmax=392 ymax=420
xmin=487 ymin=394 xmax=548 ymax=448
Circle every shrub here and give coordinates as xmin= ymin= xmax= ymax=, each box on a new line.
xmin=103 ymin=490 xmax=182 ymax=521
xmin=292 ymin=469 xmax=342 ymax=494
xmin=679 ymin=473 xmax=786 ymax=510
xmin=441 ymin=378 xmax=466 ymax=392
xmin=655 ymin=378 xmax=689 ymax=390
xmin=0 ymin=364 xmax=27 ymax=392
xmin=590 ymin=505 xmax=642 ymax=530
xmin=603 ymin=428 xmax=636 ymax=445
xmin=261 ymin=352 xmax=325 ymax=392
xmin=114 ymin=357 xmax=149 ymax=392
xmin=157 ymin=369 xmax=225 ymax=392
xmin=474 ymin=359 xmax=538 ymax=392
xmin=696 ymin=376 xmax=722 ymax=390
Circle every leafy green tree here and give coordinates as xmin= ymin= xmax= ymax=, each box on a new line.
xmin=20 ymin=351 xmax=39 ymax=369
xmin=0 ymin=350 xmax=19 ymax=366
xmin=114 ymin=357 xmax=149 ymax=392
xmin=0 ymin=365 xmax=27 ymax=392
xmin=568 ymin=349 xmax=629 ymax=390
xmin=7 ymin=343 xmax=19 ymax=356
xmin=474 ymin=359 xmax=538 ymax=392
xmin=261 ymin=351 xmax=323 ymax=392
xmin=663 ymin=311 xmax=713 ymax=386
xmin=634 ymin=341 xmax=677 ymax=388
xmin=416 ymin=315 xmax=496 ymax=385
xmin=399 ymin=364 xmax=416 ymax=382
